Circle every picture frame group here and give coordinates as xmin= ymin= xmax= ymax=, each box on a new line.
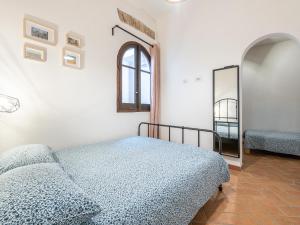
xmin=23 ymin=15 xmax=84 ymax=69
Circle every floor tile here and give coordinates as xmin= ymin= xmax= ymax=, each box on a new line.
xmin=190 ymin=152 xmax=300 ymax=225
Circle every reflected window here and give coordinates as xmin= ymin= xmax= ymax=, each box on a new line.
xmin=117 ymin=42 xmax=151 ymax=112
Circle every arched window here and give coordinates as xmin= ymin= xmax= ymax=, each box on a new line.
xmin=117 ymin=42 xmax=151 ymax=112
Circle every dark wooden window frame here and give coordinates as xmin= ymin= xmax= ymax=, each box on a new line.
xmin=117 ymin=41 xmax=151 ymax=112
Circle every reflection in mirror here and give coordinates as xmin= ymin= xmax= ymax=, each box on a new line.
xmin=213 ymin=66 xmax=240 ymax=157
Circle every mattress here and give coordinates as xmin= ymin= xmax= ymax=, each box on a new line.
xmin=244 ymin=129 xmax=300 ymax=156
xmin=54 ymin=136 xmax=230 ymax=225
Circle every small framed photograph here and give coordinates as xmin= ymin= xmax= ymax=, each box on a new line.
xmin=63 ymin=47 xmax=82 ymax=69
xmin=24 ymin=43 xmax=47 ymax=62
xmin=23 ymin=17 xmax=57 ymax=45
xmin=66 ymin=33 xmax=82 ymax=48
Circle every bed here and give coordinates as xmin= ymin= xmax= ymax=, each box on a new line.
xmin=244 ymin=129 xmax=300 ymax=156
xmin=55 ymin=123 xmax=229 ymax=225
xmin=0 ymin=123 xmax=230 ymax=225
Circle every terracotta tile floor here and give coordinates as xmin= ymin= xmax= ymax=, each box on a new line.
xmin=191 ymin=152 xmax=300 ymax=225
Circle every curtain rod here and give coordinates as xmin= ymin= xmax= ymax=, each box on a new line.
xmin=112 ymin=25 xmax=154 ymax=48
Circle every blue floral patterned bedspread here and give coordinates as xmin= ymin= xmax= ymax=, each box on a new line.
xmin=54 ymin=136 xmax=230 ymax=225
xmin=244 ymin=129 xmax=300 ymax=156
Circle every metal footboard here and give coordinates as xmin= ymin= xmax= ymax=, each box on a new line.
xmin=138 ymin=122 xmax=222 ymax=154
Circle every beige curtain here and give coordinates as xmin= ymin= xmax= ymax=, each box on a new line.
xmin=149 ymin=44 xmax=161 ymax=138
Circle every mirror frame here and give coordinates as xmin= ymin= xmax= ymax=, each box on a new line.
xmin=213 ymin=65 xmax=240 ymax=158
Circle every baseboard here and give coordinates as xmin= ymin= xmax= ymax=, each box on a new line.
xmin=229 ymin=164 xmax=242 ymax=171
xmin=224 ymin=156 xmax=242 ymax=170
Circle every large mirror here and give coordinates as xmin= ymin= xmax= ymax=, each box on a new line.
xmin=213 ymin=66 xmax=240 ymax=158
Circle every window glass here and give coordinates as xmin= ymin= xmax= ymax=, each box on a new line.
xmin=122 ymin=67 xmax=136 ymax=104
xmin=122 ymin=48 xmax=135 ymax=68
xmin=141 ymin=72 xmax=151 ymax=104
xmin=140 ymin=51 xmax=150 ymax=72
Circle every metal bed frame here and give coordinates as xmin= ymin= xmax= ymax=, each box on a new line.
xmin=215 ymin=121 xmax=239 ymax=140
xmin=138 ymin=122 xmax=224 ymax=191
xmin=214 ymin=98 xmax=240 ymax=158
xmin=214 ymin=98 xmax=239 ymax=140
xmin=138 ymin=122 xmax=223 ymax=155
xmin=214 ymin=98 xmax=238 ymax=122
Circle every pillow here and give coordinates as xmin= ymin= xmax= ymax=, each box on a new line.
xmin=0 ymin=163 xmax=101 ymax=225
xmin=0 ymin=144 xmax=55 ymax=175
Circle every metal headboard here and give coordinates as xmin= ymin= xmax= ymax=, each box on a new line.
xmin=138 ymin=122 xmax=222 ymax=154
xmin=214 ymin=98 xmax=238 ymax=122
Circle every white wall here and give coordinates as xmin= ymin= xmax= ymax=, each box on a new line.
xmin=156 ymin=0 xmax=300 ymax=166
xmin=0 ymin=0 xmax=156 ymax=152
xmin=243 ymin=40 xmax=300 ymax=132
xmin=215 ymin=68 xmax=238 ymax=102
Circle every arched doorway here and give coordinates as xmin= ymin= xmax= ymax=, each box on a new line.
xmin=240 ymin=33 xmax=300 ymax=164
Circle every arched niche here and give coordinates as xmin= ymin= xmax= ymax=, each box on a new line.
xmin=239 ymin=33 xmax=300 ymax=165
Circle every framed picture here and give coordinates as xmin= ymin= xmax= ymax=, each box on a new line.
xmin=63 ymin=47 xmax=82 ymax=69
xmin=23 ymin=17 xmax=57 ymax=45
xmin=24 ymin=43 xmax=47 ymax=62
xmin=66 ymin=33 xmax=82 ymax=48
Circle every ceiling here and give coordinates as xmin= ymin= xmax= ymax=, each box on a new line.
xmin=125 ymin=0 xmax=178 ymax=18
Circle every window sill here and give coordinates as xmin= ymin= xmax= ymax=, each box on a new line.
xmin=117 ymin=109 xmax=150 ymax=113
